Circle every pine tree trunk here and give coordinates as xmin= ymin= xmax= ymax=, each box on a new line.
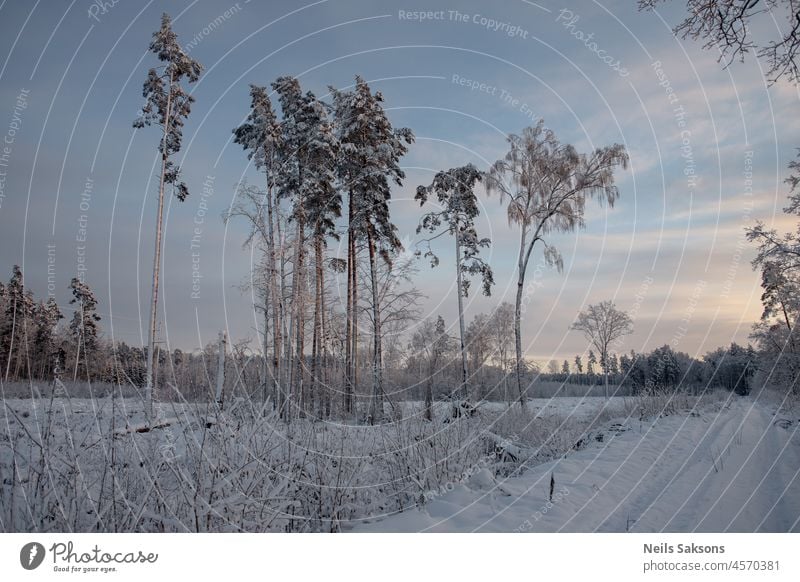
xmin=215 ymin=332 xmax=226 ymax=406
xmin=277 ymin=209 xmax=290 ymax=419
xmin=344 ymin=193 xmax=354 ymax=415
xmin=353 ymin=260 xmax=359 ymax=411
xmin=425 ymin=362 xmax=433 ymax=422
xmin=366 ymin=230 xmax=383 ymax=424
xmin=293 ymin=214 xmax=306 ymax=419
xmin=311 ymin=234 xmax=324 ymax=418
xmin=321 ymin=285 xmax=330 ymax=418
xmin=265 ymin=183 xmax=282 ymax=414
xmin=455 ymin=228 xmax=469 ymax=404
xmin=262 ymin=301 xmax=270 ymax=403
xmin=4 ymin=298 xmax=18 ymax=383
xmin=145 ymin=69 xmax=173 ymax=420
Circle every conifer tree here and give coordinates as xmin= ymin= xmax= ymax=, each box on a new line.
xmin=232 ymin=85 xmax=284 ymax=411
xmin=134 ymin=13 xmax=202 ymax=417
xmin=272 ymin=76 xmax=339 ymax=418
xmin=69 ymin=278 xmax=101 ymax=380
xmin=331 ymin=76 xmax=413 ymax=423
xmin=33 ymin=298 xmax=63 ymax=378
xmin=1 ymin=266 xmax=35 ymax=381
xmin=416 ymin=164 xmax=494 ymax=405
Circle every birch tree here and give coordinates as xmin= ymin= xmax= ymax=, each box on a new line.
xmin=571 ymin=301 xmax=633 ymax=397
xmin=486 ymin=121 xmax=627 ymax=407
xmin=133 ymin=13 xmax=202 ymax=417
xmin=416 ymin=164 xmax=494 ymax=404
xmin=409 ymin=315 xmax=452 ymax=421
xmin=640 ymin=0 xmax=800 ymax=84
xmin=488 ymin=302 xmax=515 ymax=405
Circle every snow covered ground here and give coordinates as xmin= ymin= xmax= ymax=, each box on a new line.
xmin=355 ymin=397 xmax=800 ymax=532
xmin=3 ymin=391 xmax=797 ymax=532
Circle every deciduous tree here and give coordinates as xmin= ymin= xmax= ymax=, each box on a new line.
xmin=487 ymin=121 xmax=627 ymax=407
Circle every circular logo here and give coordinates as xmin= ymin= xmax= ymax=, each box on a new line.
xmin=20 ymin=542 xmax=45 ymax=570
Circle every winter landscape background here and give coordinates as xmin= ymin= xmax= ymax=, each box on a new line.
xmin=0 ymin=0 xmax=799 ymax=533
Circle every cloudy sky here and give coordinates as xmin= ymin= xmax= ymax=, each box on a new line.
xmin=0 ymin=0 xmax=797 ymax=365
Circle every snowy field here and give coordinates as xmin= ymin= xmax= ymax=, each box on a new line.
xmin=1 ymin=390 xmax=798 ymax=532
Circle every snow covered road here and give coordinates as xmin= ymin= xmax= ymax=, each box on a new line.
xmin=355 ymin=397 xmax=800 ymax=532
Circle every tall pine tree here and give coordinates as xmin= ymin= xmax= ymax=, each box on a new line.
xmin=416 ymin=164 xmax=494 ymax=406
xmin=233 ymin=85 xmax=284 ymax=412
xmin=272 ymin=77 xmax=339 ymax=419
xmin=134 ymin=13 xmax=202 ymax=417
xmin=69 ymin=278 xmax=101 ymax=381
xmin=330 ymin=76 xmax=413 ymax=423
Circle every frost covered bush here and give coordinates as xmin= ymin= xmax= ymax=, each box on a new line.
xmin=1 ymin=394 xmax=487 ymax=532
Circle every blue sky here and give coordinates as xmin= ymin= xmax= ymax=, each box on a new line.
xmin=0 ymin=0 xmax=797 ymax=365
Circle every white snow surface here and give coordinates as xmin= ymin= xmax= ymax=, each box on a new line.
xmin=354 ymin=398 xmax=800 ymax=532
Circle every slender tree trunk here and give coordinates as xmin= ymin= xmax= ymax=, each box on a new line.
xmin=514 ymin=266 xmax=526 ymax=408
xmin=311 ymin=234 xmax=324 ymax=418
xmin=292 ymin=214 xmax=306 ymax=419
xmin=350 ymin=260 xmax=360 ymax=411
xmin=265 ymin=183 xmax=282 ymax=414
xmin=344 ymin=193 xmax=355 ymax=415
xmin=4 ymin=300 xmax=16 ymax=383
xmin=424 ymin=366 xmax=433 ymax=422
xmin=215 ymin=331 xmax=226 ymax=406
xmin=455 ymin=229 xmax=468 ymax=404
xmin=145 ymin=69 xmax=174 ymax=420
xmin=261 ymin=297 xmax=274 ymax=406
xmin=321 ymin=286 xmax=330 ymax=418
xmin=513 ymin=222 xmax=537 ymax=409
xmin=366 ymin=230 xmax=383 ymax=424
xmin=277 ymin=208 xmax=290 ymax=419
xmin=352 ymin=239 xmax=359 ymax=414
